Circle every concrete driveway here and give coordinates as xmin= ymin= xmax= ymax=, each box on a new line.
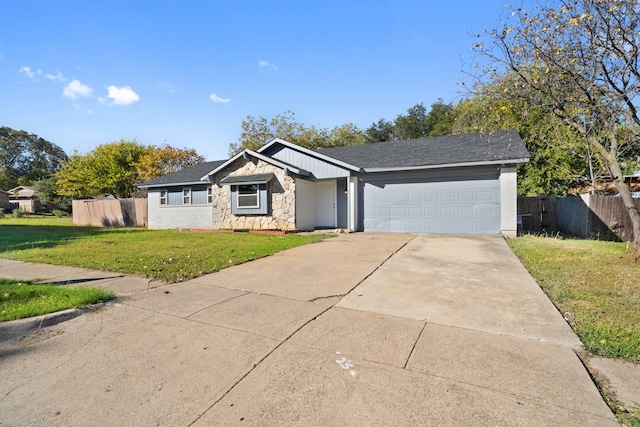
xmin=0 ymin=234 xmax=617 ymax=426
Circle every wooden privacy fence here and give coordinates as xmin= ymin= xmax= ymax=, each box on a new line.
xmin=73 ymin=198 xmax=147 ymax=227
xmin=517 ymin=196 xmax=558 ymax=231
xmin=518 ymin=194 xmax=640 ymax=242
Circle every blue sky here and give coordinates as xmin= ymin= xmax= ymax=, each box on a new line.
xmin=1 ymin=0 xmax=510 ymax=161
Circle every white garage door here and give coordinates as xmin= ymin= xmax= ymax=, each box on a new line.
xmin=363 ymin=175 xmax=500 ymax=234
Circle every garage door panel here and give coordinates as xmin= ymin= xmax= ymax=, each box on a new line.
xmin=393 ymin=206 xmax=407 ymax=217
xmin=407 ymin=193 xmax=420 ymax=202
xmin=458 ymin=191 xmax=475 ymax=202
xmin=477 ymin=190 xmax=497 ymax=202
xmin=441 ymin=221 xmax=457 ymax=232
xmin=407 ymin=206 xmax=422 ymax=216
xmin=458 ymin=221 xmax=475 ymax=232
xmin=442 ymin=192 xmax=456 ymax=202
xmin=441 ymin=206 xmax=456 ymax=216
xmin=378 ymin=206 xmax=391 ymax=216
xmin=363 ymin=174 xmax=500 ymax=234
xmin=459 ymin=206 xmax=474 ymax=216
xmin=477 ymin=205 xmax=497 ymax=217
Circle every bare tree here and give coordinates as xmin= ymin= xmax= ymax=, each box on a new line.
xmin=472 ymin=0 xmax=640 ymax=256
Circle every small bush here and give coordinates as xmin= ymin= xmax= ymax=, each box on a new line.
xmin=12 ymin=209 xmax=26 ymax=218
xmin=52 ymin=209 xmax=67 ymax=218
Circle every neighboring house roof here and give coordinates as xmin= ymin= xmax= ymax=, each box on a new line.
xmin=8 ymin=186 xmax=38 ymax=198
xmin=138 ymin=160 xmax=227 ymax=188
xmin=317 ymin=130 xmax=530 ymax=172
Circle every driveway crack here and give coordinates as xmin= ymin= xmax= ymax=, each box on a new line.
xmin=187 ymin=303 xmax=334 ymax=426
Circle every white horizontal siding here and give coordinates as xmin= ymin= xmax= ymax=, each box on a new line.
xmin=147 ymin=190 xmax=213 ymax=229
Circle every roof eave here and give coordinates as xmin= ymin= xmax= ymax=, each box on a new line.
xmin=138 ymin=180 xmax=210 ymax=189
xmin=201 ymin=149 xmax=308 ymax=180
xmin=362 ymin=158 xmax=529 ymax=173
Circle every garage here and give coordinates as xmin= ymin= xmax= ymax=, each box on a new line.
xmin=361 ymin=168 xmax=501 ymax=234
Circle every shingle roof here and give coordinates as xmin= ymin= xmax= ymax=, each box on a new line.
xmin=318 ymin=130 xmax=529 ymax=170
xmin=138 ymin=160 xmax=227 ymax=187
xmin=138 ymin=131 xmax=529 ymax=187
xmin=220 ymin=173 xmax=275 ymax=185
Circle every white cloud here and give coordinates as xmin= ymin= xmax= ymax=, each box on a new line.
xmin=258 ymin=60 xmax=278 ymax=71
xmin=46 ymin=72 xmax=67 ymax=82
xmin=209 ymin=93 xmax=231 ymax=104
xmin=63 ymin=79 xmax=93 ymax=99
xmin=19 ymin=66 xmax=42 ymax=80
xmin=106 ymin=85 xmax=140 ymax=105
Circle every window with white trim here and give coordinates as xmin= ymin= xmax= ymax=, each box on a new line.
xmin=160 ymin=190 xmax=167 ymax=205
xmin=230 ymin=183 xmax=268 ymax=214
xmin=183 ymin=188 xmax=191 ymax=204
xmin=207 ymin=186 xmax=213 ymax=204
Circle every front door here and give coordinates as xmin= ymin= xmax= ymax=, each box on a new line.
xmin=315 ymin=180 xmax=336 ymax=229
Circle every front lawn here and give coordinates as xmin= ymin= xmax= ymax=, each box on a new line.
xmin=0 ymin=278 xmax=115 ymax=322
xmin=507 ymin=235 xmax=640 ymax=363
xmin=0 ymin=217 xmax=329 ymax=283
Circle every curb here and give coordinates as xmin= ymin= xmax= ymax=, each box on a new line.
xmin=0 ymin=308 xmax=84 ymax=342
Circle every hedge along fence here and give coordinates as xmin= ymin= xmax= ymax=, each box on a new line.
xmin=518 ymin=194 xmax=640 ymax=242
xmin=72 ymin=198 xmax=147 ymax=227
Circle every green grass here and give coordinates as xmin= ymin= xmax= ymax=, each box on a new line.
xmin=0 ymin=217 xmax=330 ymax=283
xmin=508 ymin=235 xmax=640 ymax=363
xmin=0 ymin=278 xmax=115 ymax=322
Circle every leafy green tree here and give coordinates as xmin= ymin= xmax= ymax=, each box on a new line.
xmin=365 ymin=101 xmax=457 ymax=142
xmin=365 ymin=118 xmax=396 ymax=142
xmin=425 ymin=99 xmax=457 ymax=137
xmin=229 ymin=111 xmax=322 ymax=155
xmin=395 ymin=103 xmax=430 ymax=140
xmin=134 ymin=145 xmax=206 ymax=183
xmin=0 ymin=126 xmax=67 ymax=189
xmin=472 ymin=0 xmax=640 ymax=255
xmin=327 ymin=123 xmax=368 ymax=147
xmin=453 ymin=76 xmax=587 ymax=197
xmin=57 ymin=140 xmax=147 ymax=198
xmin=230 ymin=111 xmax=368 ymax=155
xmin=33 ymin=176 xmax=72 ymax=211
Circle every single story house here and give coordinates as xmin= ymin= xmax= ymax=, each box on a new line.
xmin=138 ymin=130 xmax=530 ymax=236
xmin=7 ymin=186 xmax=41 ymax=213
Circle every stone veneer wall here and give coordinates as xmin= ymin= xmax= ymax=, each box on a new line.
xmin=212 ymin=158 xmax=297 ymax=230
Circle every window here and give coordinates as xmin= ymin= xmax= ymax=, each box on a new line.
xmin=160 ymin=186 xmax=210 ymax=206
xmin=237 ymin=184 xmax=259 ymax=208
xmin=191 ymin=186 xmax=208 ymax=204
xmin=167 ymin=189 xmax=183 ymax=205
xmin=230 ymin=183 xmax=268 ymax=215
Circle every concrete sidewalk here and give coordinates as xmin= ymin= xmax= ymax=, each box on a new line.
xmin=0 ymin=233 xmax=625 ymax=426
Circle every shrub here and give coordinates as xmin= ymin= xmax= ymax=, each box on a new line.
xmin=12 ymin=209 xmax=26 ymax=218
xmin=52 ymin=209 xmax=67 ymax=218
